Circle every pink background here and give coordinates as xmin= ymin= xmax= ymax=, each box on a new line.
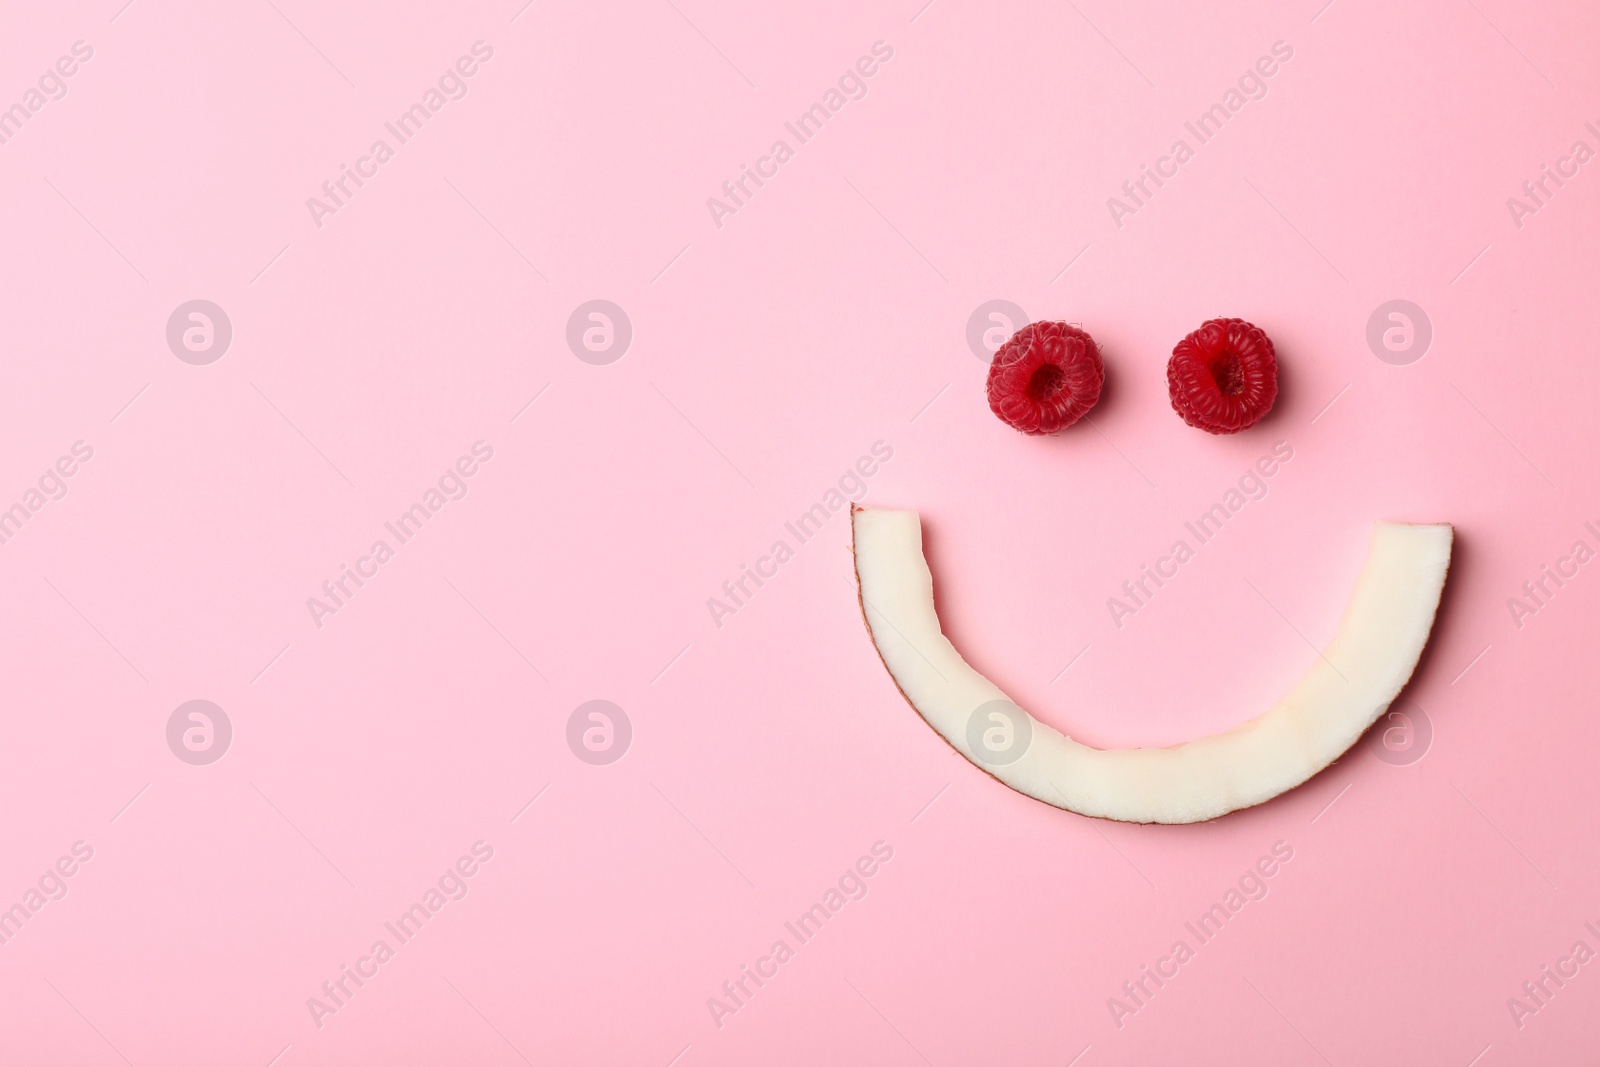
xmin=1 ymin=0 xmax=1597 ymax=1063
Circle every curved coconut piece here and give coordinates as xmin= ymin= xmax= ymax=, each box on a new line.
xmin=851 ymin=506 xmax=1453 ymax=824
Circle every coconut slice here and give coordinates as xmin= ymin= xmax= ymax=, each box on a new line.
xmin=851 ymin=506 xmax=1452 ymax=824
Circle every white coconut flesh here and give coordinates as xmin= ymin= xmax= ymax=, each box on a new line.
xmin=851 ymin=506 xmax=1453 ymax=824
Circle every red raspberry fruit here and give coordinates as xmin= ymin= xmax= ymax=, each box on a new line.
xmin=1166 ymin=318 xmax=1278 ymax=434
xmin=986 ymin=321 xmax=1105 ymax=435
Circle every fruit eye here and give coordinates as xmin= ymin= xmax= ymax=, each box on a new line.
xmin=1168 ymin=318 xmax=1278 ymax=434
xmin=985 ymin=322 xmax=1105 ymax=436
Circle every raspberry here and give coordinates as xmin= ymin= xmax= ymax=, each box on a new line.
xmin=1167 ymin=318 xmax=1278 ymax=434
xmin=986 ymin=321 xmax=1104 ymax=435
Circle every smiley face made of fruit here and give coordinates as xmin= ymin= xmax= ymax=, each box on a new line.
xmin=852 ymin=319 xmax=1452 ymax=824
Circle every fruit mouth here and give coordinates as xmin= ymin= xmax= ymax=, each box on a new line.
xmin=1026 ymin=362 xmax=1066 ymax=402
xmin=1210 ymin=352 xmax=1244 ymax=396
xmin=851 ymin=506 xmax=1455 ymax=824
